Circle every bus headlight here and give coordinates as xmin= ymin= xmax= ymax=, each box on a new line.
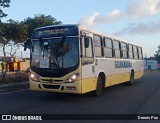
xmin=65 ymin=73 xmax=80 ymax=83
xmin=30 ymin=72 xmax=40 ymax=82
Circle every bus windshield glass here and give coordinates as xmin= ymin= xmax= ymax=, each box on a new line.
xmin=31 ymin=37 xmax=79 ymax=69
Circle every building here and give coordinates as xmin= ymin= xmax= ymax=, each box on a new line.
xmin=0 ymin=57 xmax=2 ymax=73
xmin=144 ymin=60 xmax=157 ymax=70
xmin=0 ymin=56 xmax=30 ymax=72
xmin=158 ymin=64 xmax=160 ymax=70
xmin=20 ymin=59 xmax=30 ymax=71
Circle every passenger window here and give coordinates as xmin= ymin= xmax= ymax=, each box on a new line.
xmin=121 ymin=42 xmax=128 ymax=59
xmin=104 ymin=38 xmax=113 ymax=58
xmin=138 ymin=47 xmax=143 ymax=60
xmin=82 ymin=36 xmax=94 ymax=65
xmin=113 ymin=40 xmax=120 ymax=58
xmin=133 ymin=45 xmax=138 ymax=59
xmin=84 ymin=37 xmax=93 ymax=58
xmin=94 ymin=35 xmax=103 ymax=57
xmin=128 ymin=44 xmax=133 ymax=59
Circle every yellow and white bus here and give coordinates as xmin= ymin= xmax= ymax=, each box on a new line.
xmin=28 ymin=24 xmax=144 ymax=96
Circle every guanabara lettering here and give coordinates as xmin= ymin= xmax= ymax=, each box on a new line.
xmin=115 ymin=61 xmax=132 ymax=69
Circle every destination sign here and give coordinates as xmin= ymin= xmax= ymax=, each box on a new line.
xmin=115 ymin=61 xmax=132 ymax=69
xmin=32 ymin=25 xmax=78 ymax=39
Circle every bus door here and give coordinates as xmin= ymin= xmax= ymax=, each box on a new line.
xmin=81 ymin=32 xmax=96 ymax=93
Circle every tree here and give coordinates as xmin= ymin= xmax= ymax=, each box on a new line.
xmin=0 ymin=20 xmax=28 ymax=59
xmin=0 ymin=20 xmax=28 ymax=79
xmin=23 ymin=14 xmax=62 ymax=49
xmin=0 ymin=14 xmax=62 ymax=79
xmin=0 ymin=0 xmax=10 ymax=19
xmin=8 ymin=41 xmax=21 ymax=57
xmin=155 ymin=45 xmax=160 ymax=63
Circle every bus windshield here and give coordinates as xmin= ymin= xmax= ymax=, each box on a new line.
xmin=31 ymin=37 xmax=79 ymax=69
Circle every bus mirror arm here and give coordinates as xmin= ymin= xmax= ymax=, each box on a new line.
xmin=82 ymin=62 xmax=89 ymax=66
xmin=80 ymin=55 xmax=84 ymax=57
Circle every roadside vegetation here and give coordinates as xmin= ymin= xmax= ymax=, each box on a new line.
xmin=0 ymin=0 xmax=62 ymax=81
xmin=144 ymin=69 xmax=160 ymax=72
xmin=0 ymin=71 xmax=29 ymax=84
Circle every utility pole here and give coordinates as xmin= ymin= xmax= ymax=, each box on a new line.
xmin=21 ymin=52 xmax=22 ymax=59
xmin=145 ymin=54 xmax=148 ymax=70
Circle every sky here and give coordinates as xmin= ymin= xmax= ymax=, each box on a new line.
xmin=1 ymin=0 xmax=160 ymax=58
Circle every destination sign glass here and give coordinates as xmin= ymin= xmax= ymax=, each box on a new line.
xmin=32 ymin=25 xmax=79 ymax=38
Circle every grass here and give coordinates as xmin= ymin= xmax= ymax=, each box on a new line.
xmin=144 ymin=69 xmax=160 ymax=72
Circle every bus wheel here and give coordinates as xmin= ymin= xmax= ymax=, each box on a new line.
xmin=92 ymin=76 xmax=103 ymax=97
xmin=128 ymin=71 xmax=134 ymax=86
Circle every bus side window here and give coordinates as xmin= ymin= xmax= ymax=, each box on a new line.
xmin=84 ymin=37 xmax=93 ymax=58
xmin=138 ymin=47 xmax=143 ymax=60
xmin=104 ymin=37 xmax=113 ymax=58
xmin=121 ymin=42 xmax=128 ymax=59
xmin=113 ymin=40 xmax=121 ymax=58
xmin=141 ymin=47 xmax=143 ymax=59
xmin=128 ymin=44 xmax=134 ymax=59
xmin=82 ymin=37 xmax=94 ymax=65
xmin=94 ymin=35 xmax=103 ymax=57
xmin=133 ymin=45 xmax=138 ymax=59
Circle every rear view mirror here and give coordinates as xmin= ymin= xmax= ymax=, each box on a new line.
xmin=24 ymin=40 xmax=31 ymax=51
xmin=32 ymin=41 xmax=34 ymax=52
xmin=24 ymin=42 xmax=27 ymax=51
xmin=32 ymin=46 xmax=34 ymax=52
xmin=24 ymin=41 xmax=29 ymax=51
xmin=44 ymin=42 xmax=49 ymax=50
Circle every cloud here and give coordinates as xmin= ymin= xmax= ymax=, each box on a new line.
xmin=114 ymin=20 xmax=160 ymax=35
xmin=94 ymin=9 xmax=123 ymax=24
xmin=156 ymin=1 xmax=160 ymax=10
xmin=125 ymin=0 xmax=160 ymax=19
xmin=79 ymin=12 xmax=100 ymax=26
xmin=79 ymin=0 xmax=160 ymax=26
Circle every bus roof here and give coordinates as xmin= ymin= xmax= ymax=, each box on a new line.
xmin=34 ymin=24 xmax=142 ymax=47
xmin=78 ymin=24 xmax=141 ymax=47
xmin=34 ymin=24 xmax=78 ymax=30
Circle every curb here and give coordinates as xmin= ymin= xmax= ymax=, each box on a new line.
xmin=0 ymin=81 xmax=29 ymax=93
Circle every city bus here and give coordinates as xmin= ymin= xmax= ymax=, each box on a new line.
xmin=28 ymin=24 xmax=144 ymax=96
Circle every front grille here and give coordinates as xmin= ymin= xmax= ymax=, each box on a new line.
xmin=40 ymin=79 xmax=63 ymax=83
xmin=42 ymin=84 xmax=60 ymax=89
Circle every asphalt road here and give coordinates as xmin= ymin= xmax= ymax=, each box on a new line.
xmin=0 ymin=71 xmax=160 ymax=123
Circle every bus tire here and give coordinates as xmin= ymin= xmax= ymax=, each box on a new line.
xmin=92 ymin=76 xmax=103 ymax=97
xmin=128 ymin=71 xmax=134 ymax=86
